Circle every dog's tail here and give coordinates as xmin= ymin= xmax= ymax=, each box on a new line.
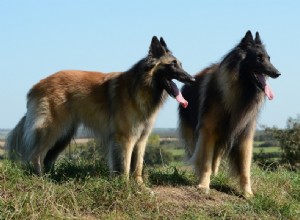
xmin=5 ymin=116 xmax=27 ymax=161
xmin=178 ymin=119 xmax=197 ymax=159
xmin=178 ymin=81 xmax=200 ymax=162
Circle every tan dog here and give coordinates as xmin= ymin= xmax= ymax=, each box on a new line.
xmin=6 ymin=36 xmax=194 ymax=184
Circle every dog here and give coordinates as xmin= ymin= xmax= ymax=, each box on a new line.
xmin=178 ymin=31 xmax=280 ymax=197
xmin=6 ymin=36 xmax=195 ymax=184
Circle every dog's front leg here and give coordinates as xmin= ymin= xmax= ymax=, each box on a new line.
xmin=194 ymin=129 xmax=216 ymax=193
xmin=230 ymin=124 xmax=255 ymax=198
xmin=120 ymin=138 xmax=135 ymax=182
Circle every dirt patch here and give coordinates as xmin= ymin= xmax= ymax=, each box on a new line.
xmin=152 ymin=185 xmax=243 ymax=217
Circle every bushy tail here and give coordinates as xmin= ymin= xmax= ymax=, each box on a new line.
xmin=5 ymin=116 xmax=27 ymax=161
xmin=178 ymin=119 xmax=197 ymax=159
xmin=178 ymin=81 xmax=200 ymax=160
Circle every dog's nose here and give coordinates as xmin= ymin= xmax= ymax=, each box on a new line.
xmin=270 ymin=71 xmax=280 ymax=78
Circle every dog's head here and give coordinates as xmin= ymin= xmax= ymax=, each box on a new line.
xmin=239 ymin=31 xmax=281 ymax=100
xmin=147 ymin=36 xmax=195 ymax=108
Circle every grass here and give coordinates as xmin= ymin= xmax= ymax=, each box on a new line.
xmin=165 ymin=148 xmax=185 ymax=157
xmin=0 ymin=158 xmax=299 ymax=220
xmin=253 ymin=146 xmax=281 ymax=153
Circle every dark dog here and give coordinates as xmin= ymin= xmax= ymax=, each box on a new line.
xmin=178 ymin=31 xmax=280 ymax=197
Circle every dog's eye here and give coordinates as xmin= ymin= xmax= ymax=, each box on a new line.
xmin=257 ymin=54 xmax=264 ymax=62
xmin=171 ymin=60 xmax=178 ymax=67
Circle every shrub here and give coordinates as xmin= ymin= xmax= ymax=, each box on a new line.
xmin=265 ymin=115 xmax=300 ymax=169
xmin=144 ymin=146 xmax=174 ymax=166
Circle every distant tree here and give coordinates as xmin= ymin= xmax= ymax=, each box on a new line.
xmin=144 ymin=146 xmax=174 ymax=166
xmin=144 ymin=134 xmax=174 ymax=166
xmin=265 ymin=115 xmax=300 ymax=169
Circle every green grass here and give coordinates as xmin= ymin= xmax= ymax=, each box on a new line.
xmin=253 ymin=146 xmax=281 ymax=153
xmin=165 ymin=148 xmax=185 ymax=157
xmin=163 ymin=141 xmax=281 ymax=158
xmin=0 ymin=158 xmax=299 ymax=220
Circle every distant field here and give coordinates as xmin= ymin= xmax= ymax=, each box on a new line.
xmin=253 ymin=146 xmax=281 ymax=153
xmin=167 ymin=147 xmax=281 ymax=157
xmin=166 ymin=148 xmax=185 ymax=157
xmin=164 ymin=141 xmax=281 ymax=157
xmin=0 ymin=139 xmax=93 ymax=158
xmin=0 ymin=138 xmax=281 ymax=162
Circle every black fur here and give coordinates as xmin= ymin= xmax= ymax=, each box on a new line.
xmin=178 ymin=31 xmax=280 ymax=196
xmin=43 ymin=126 xmax=77 ymax=172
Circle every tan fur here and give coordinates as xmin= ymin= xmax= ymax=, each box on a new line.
xmin=20 ymin=70 xmax=162 ymax=180
xmin=6 ymin=36 xmax=194 ymax=185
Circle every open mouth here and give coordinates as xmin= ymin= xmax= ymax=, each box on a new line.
xmin=253 ymin=73 xmax=274 ymax=100
xmin=170 ymin=81 xmax=189 ymax=108
xmin=164 ymin=80 xmax=189 ymax=108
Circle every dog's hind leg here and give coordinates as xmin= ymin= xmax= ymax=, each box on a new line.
xmin=43 ymin=126 xmax=76 ymax=173
xmin=26 ymin=118 xmax=70 ymax=175
xmin=212 ymin=146 xmax=224 ymax=176
xmin=29 ymin=129 xmax=59 ymax=175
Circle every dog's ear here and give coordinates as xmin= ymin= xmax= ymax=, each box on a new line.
xmin=255 ymin=32 xmax=262 ymax=45
xmin=159 ymin=37 xmax=167 ymax=48
xmin=240 ymin=30 xmax=254 ymax=49
xmin=160 ymin=37 xmax=171 ymax=53
xmin=149 ymin=36 xmax=166 ymax=58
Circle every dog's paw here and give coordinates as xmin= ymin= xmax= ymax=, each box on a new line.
xmin=243 ymin=190 xmax=254 ymax=199
xmin=197 ymin=184 xmax=210 ymax=194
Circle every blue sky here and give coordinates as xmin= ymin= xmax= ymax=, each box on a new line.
xmin=0 ymin=1 xmax=299 ymax=129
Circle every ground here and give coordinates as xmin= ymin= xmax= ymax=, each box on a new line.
xmin=151 ymin=185 xmax=248 ymax=219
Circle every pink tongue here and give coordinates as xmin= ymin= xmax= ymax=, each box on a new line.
xmin=170 ymin=81 xmax=189 ymax=108
xmin=264 ymin=83 xmax=274 ymax=100
xmin=176 ymin=93 xmax=189 ymax=108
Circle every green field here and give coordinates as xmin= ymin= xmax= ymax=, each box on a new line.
xmin=166 ymin=147 xmax=185 ymax=157
xmin=163 ymin=141 xmax=281 ymax=159
xmin=166 ymin=146 xmax=280 ymax=156
xmin=253 ymin=146 xmax=281 ymax=153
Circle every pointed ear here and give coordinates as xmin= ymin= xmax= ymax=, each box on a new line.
xmin=160 ymin=37 xmax=167 ymax=48
xmin=240 ymin=30 xmax=254 ymax=48
xmin=160 ymin=37 xmax=170 ymax=53
xmin=149 ymin=36 xmax=165 ymax=58
xmin=255 ymin=32 xmax=262 ymax=45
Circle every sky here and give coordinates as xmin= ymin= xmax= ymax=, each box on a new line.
xmin=0 ymin=1 xmax=299 ymax=129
